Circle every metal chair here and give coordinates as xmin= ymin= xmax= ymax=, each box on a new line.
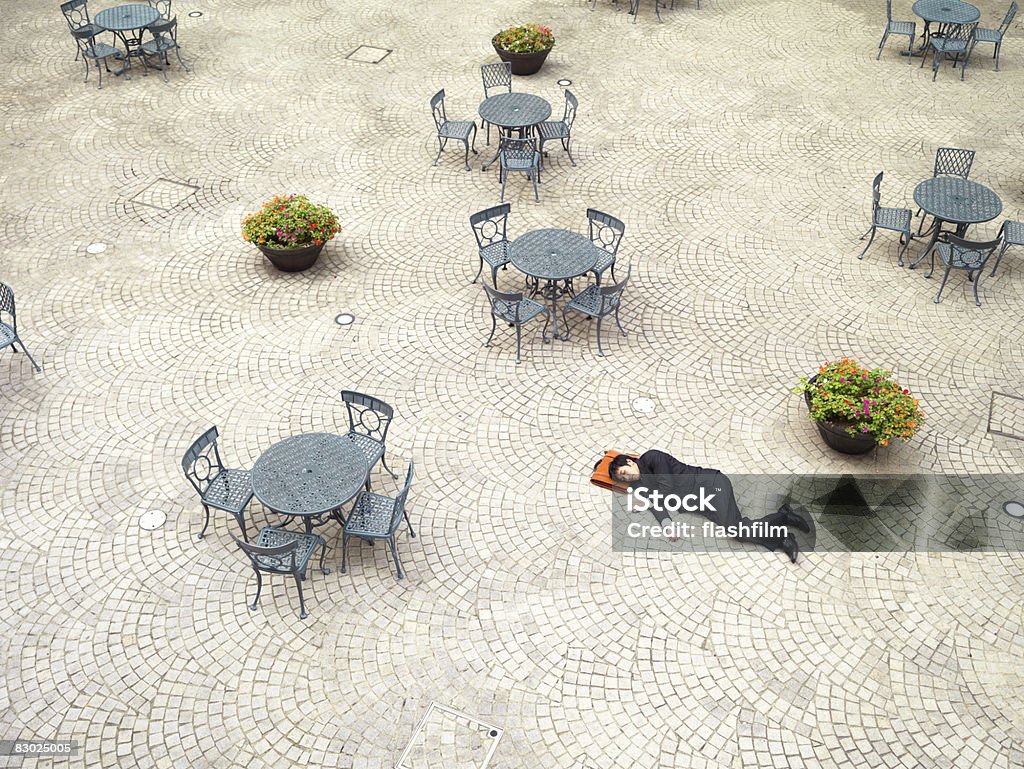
xmin=538 ymin=90 xmax=578 ymax=168
xmin=146 ymin=0 xmax=172 ymax=20
xmin=877 ymin=0 xmax=916 ymax=61
xmin=70 ymin=27 xmax=123 ymax=90
xmin=975 ymin=1 xmax=1017 ymax=71
xmin=430 ymin=89 xmax=477 ymax=171
xmin=480 ymin=62 xmax=512 ymax=145
xmin=562 ymin=266 xmax=630 ymax=357
xmin=922 ymin=21 xmax=978 ymax=80
xmin=341 ymin=463 xmax=415 ymax=580
xmin=469 ymin=204 xmax=512 ymax=286
xmin=60 ymin=0 xmax=103 ymax=61
xmin=915 ymin=147 xmax=976 ymax=233
xmin=858 ymin=172 xmax=913 ymax=266
xmin=181 ymin=426 xmax=254 ymax=541
xmin=481 ymin=284 xmax=545 ymax=364
xmin=233 ymin=528 xmax=328 ymax=619
xmin=498 ymin=136 xmax=541 ymax=204
xmin=587 ymin=208 xmax=625 ymax=285
xmin=990 ymin=220 xmax=1023 ymax=276
xmin=339 ymin=390 xmax=396 ymax=486
xmin=140 ymin=17 xmax=189 ymax=82
xmin=0 ymin=283 xmax=41 ymax=372
xmin=925 ymin=232 xmax=1003 ymax=306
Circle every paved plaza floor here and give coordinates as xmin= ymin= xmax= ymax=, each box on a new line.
xmin=2 ymin=0 xmax=1024 ymax=766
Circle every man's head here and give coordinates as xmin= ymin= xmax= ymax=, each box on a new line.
xmin=609 ymin=454 xmax=641 ymax=483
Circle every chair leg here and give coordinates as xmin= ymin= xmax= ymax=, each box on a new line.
xmin=318 ymin=539 xmax=329 ymax=575
xmin=491 ymin=265 xmax=501 ymax=288
xmin=595 ymin=317 xmax=605 ymax=357
xmin=387 ymin=536 xmax=404 ymax=580
xmin=515 ymin=324 xmax=522 ymax=364
xmin=995 ymin=41 xmax=1001 ymax=71
xmin=293 ymin=574 xmax=308 ymax=619
xmin=236 ymin=511 xmax=248 ymax=542
xmin=907 ymin=35 xmax=914 ymax=63
xmin=933 ymin=266 xmax=952 ymax=303
xmin=564 ymin=136 xmax=575 ymax=166
xmin=897 ymin=233 xmax=909 ymax=268
xmin=198 ymin=504 xmax=211 ymax=539
xmin=857 ymin=227 xmax=876 ymax=259
xmin=340 ymin=533 xmax=349 ymax=574
xmin=96 ymin=58 xmax=104 ymax=90
xmin=877 ymin=31 xmax=889 ymax=60
xmin=462 ymin=139 xmax=471 ymax=172
xmin=174 ymin=46 xmax=190 ymax=72
xmin=403 ymin=510 xmax=416 ymax=538
xmin=380 ymin=453 xmax=397 ymax=478
xmin=990 ymin=243 xmax=1009 ymax=276
xmin=249 ymin=570 xmax=263 ymax=611
xmin=615 ymin=305 xmax=628 ymax=337
xmin=13 ymin=338 xmax=41 ymax=372
xmin=433 ymin=137 xmax=444 ymax=166
xmin=484 ymin=315 xmax=497 ymax=347
xmin=473 ymin=256 xmax=484 ymax=284
xmin=530 ymin=171 xmax=539 ymax=203
xmin=499 ymin=168 xmax=508 ymax=203
xmin=973 ymin=270 xmax=982 ymax=306
xmin=932 ymin=51 xmax=943 ymax=80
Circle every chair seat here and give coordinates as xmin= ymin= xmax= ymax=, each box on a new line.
xmin=935 ymin=242 xmax=986 ymax=270
xmin=345 ymin=491 xmax=395 ymax=537
xmin=493 ymin=297 xmax=545 ymax=324
xmin=201 ymin=468 xmax=253 ymax=514
xmin=345 ymin=431 xmax=385 ymax=467
xmin=75 ymin=22 xmax=105 ymax=37
xmin=875 ymin=206 xmax=912 ymax=232
xmin=538 ymin=120 xmax=570 ymax=139
xmin=1004 ymin=220 xmax=1024 ymax=245
xmin=439 ymin=120 xmax=475 ymax=140
xmin=141 ymin=36 xmax=177 ymax=55
xmin=930 ymin=37 xmax=969 ymax=53
xmin=974 ymin=26 xmax=1002 ymax=42
xmin=565 ymin=285 xmax=610 ymax=317
xmin=887 ymin=20 xmax=916 ymax=35
xmin=481 ymin=240 xmax=511 ymax=268
xmin=84 ymin=42 xmax=122 ymax=60
xmin=592 ymin=249 xmax=615 ymax=275
xmin=0 ymin=321 xmax=15 ymax=350
xmin=254 ymin=527 xmax=321 ymax=572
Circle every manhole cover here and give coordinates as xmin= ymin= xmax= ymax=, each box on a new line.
xmin=187 ymin=10 xmax=203 ymax=16
xmin=1004 ymin=501 xmax=1024 ymax=519
xmin=632 ymin=397 xmax=656 ymax=414
xmin=140 ymin=510 xmax=166 ymax=530
xmin=334 ymin=313 xmax=355 ymax=326
xmin=86 ymin=242 xmax=107 ymax=254
xmin=557 ymin=78 xmax=572 ymax=87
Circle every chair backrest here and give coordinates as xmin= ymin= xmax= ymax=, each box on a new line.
xmin=482 ymin=283 xmax=527 ymax=324
xmin=936 ymin=21 xmax=977 ymax=44
xmin=149 ymin=16 xmax=177 ymax=39
xmin=340 ymin=390 xmax=394 ymax=444
xmin=469 ymin=204 xmax=510 ymax=250
xmin=499 ymin=136 xmax=538 ymax=167
xmin=148 ymin=0 xmax=172 ymax=19
xmin=886 ymin=0 xmax=893 ymax=23
xmin=1000 ymin=1 xmax=1019 ymax=33
xmin=388 ymin=463 xmax=415 ymax=534
xmin=939 ymin=233 xmax=1003 ymax=270
xmin=430 ymin=89 xmax=447 ymax=132
xmin=870 ymin=171 xmax=883 ymax=216
xmin=233 ymin=536 xmax=298 ymax=574
xmin=0 ymin=282 xmax=16 ymax=321
xmin=181 ymin=426 xmax=226 ymax=496
xmin=587 ymin=209 xmax=625 ymax=257
xmin=597 ymin=265 xmax=631 ymax=315
xmin=60 ymin=0 xmax=91 ymax=30
xmin=480 ymin=62 xmax=512 ymax=96
xmin=934 ymin=147 xmax=975 ymax=179
xmin=562 ymin=90 xmax=579 ymax=131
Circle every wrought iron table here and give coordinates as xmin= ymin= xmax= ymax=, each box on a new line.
xmin=95 ymin=4 xmax=160 ymax=78
xmin=251 ymin=433 xmax=370 ymax=533
xmin=510 ymin=229 xmax=598 ymax=342
xmin=478 ymin=93 xmax=552 ymax=172
xmin=909 ymin=176 xmax=1002 ymax=267
xmin=908 ymin=0 xmax=980 ymax=54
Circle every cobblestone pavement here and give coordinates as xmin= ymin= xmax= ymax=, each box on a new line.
xmin=2 ymin=0 xmax=1024 ymax=766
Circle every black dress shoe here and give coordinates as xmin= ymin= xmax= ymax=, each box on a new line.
xmin=780 ymin=534 xmax=799 ymax=563
xmin=776 ymin=503 xmax=811 ymax=534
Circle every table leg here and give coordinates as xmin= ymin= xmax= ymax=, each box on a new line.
xmin=902 ymin=20 xmax=931 ymax=57
xmin=908 ymin=216 xmax=947 ymax=269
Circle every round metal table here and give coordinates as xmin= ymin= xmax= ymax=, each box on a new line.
xmin=94 ymin=4 xmax=160 ymax=79
xmin=510 ymin=229 xmax=598 ymax=342
xmin=909 ymin=176 xmax=1002 ymax=267
xmin=478 ymin=93 xmax=552 ymax=172
xmin=251 ymin=433 xmax=369 ymax=532
xmin=911 ymin=0 xmax=980 ymax=24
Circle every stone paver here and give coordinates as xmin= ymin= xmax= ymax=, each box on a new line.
xmin=2 ymin=0 xmax=1024 ymax=767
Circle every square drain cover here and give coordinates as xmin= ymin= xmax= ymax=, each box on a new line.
xmin=396 ymin=702 xmax=503 ymax=769
xmin=346 ymin=45 xmax=392 ymax=63
xmin=130 ymin=178 xmax=199 ymax=211
xmin=987 ymin=391 xmax=1024 ymax=441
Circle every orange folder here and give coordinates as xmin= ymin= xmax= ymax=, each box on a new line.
xmin=590 ymin=451 xmax=638 ymax=494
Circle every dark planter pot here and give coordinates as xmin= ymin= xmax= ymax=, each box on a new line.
xmin=257 ymin=242 xmax=325 ymax=272
xmin=804 ymin=375 xmax=877 ymax=455
xmin=492 ymin=44 xmax=551 ymax=75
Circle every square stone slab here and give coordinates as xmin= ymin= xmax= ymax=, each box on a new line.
xmin=129 ymin=178 xmax=200 ymax=211
xmin=345 ymin=45 xmax=392 ymax=63
xmin=987 ymin=391 xmax=1024 ymax=441
xmin=396 ymin=702 xmax=503 ymax=769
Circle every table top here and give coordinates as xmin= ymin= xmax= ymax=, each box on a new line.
xmin=911 ymin=0 xmax=980 ymax=24
xmin=95 ymin=4 xmax=161 ymax=31
xmin=913 ymin=177 xmax=1002 ymax=225
xmin=251 ymin=432 xmax=369 ymax=516
xmin=478 ymin=93 xmax=552 ymax=129
xmin=510 ymin=229 xmax=598 ymax=281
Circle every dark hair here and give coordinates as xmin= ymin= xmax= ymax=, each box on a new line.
xmin=608 ymin=454 xmax=633 ymax=481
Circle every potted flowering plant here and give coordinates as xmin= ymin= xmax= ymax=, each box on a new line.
xmin=796 ymin=359 xmax=924 ymax=454
xmin=492 ymin=23 xmax=555 ymax=75
xmin=242 ymin=195 xmax=341 ymax=272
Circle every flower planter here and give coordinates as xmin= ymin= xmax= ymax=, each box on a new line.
xmin=492 ymin=45 xmax=551 ymax=75
xmin=804 ymin=375 xmax=877 ymax=455
xmin=257 ymin=242 xmax=324 ymax=272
